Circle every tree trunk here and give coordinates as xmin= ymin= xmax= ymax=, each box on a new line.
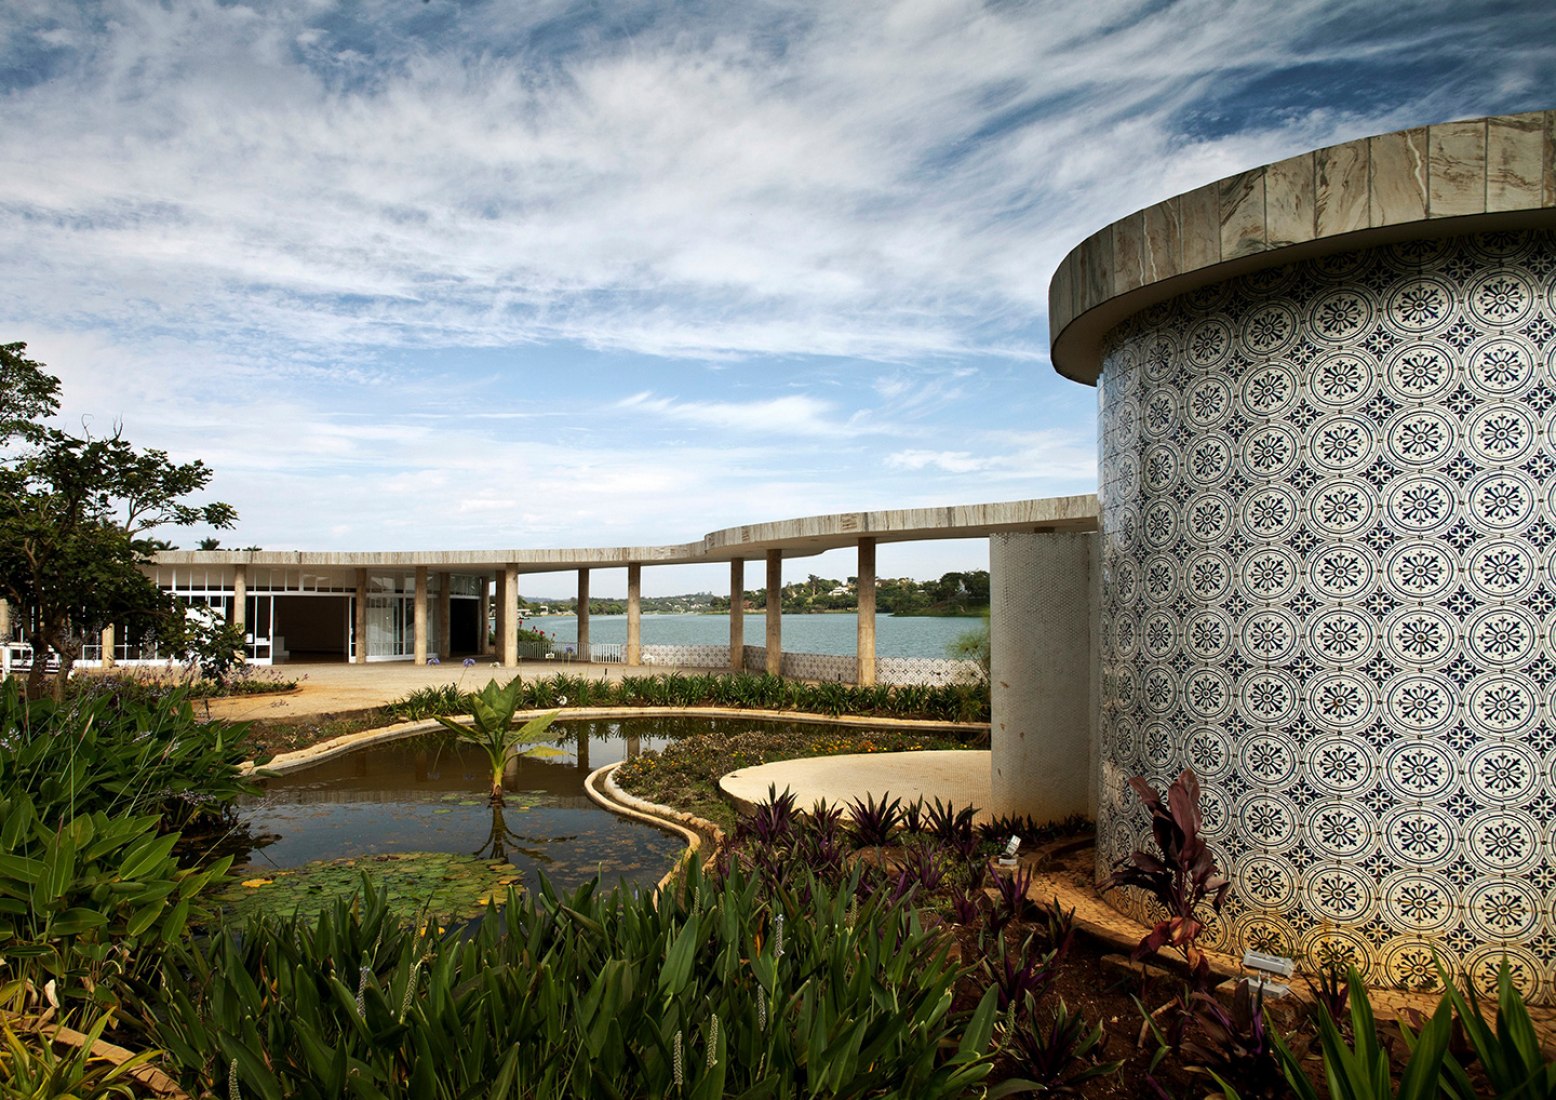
xmin=23 ymin=626 xmax=49 ymax=701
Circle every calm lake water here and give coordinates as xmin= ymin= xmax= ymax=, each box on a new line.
xmin=520 ymin=612 xmax=984 ymax=659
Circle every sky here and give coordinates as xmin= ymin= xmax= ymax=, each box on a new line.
xmin=2 ymin=0 xmax=1552 ymax=596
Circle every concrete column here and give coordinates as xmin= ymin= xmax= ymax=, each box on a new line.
xmin=501 ymin=564 xmax=519 ymax=668
xmin=729 ymin=559 xmax=745 ymax=672
xmin=0 ymin=599 xmax=9 ymax=641
xmin=626 ymin=564 xmax=642 ymax=666
xmin=413 ymin=566 xmax=428 ymax=666
xmin=232 ymin=565 xmax=247 ymax=631
xmin=765 ymin=550 xmax=782 ymax=676
xmin=576 ymin=569 xmax=591 ymax=662
xmin=856 ymin=537 xmax=876 ymax=686
xmin=354 ymin=568 xmax=368 ymax=664
xmin=988 ymin=532 xmax=1097 ymax=823
xmin=437 ymin=572 xmax=452 ymax=659
xmin=478 ymin=577 xmax=492 ymax=656
xmin=100 ymin=624 xmax=115 ymax=669
xmin=494 ymin=571 xmax=507 ymax=660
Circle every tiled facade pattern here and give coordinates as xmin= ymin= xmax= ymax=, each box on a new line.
xmin=1097 ymin=228 xmax=1556 ymax=1000
xmin=638 ymin=644 xmax=730 ymax=668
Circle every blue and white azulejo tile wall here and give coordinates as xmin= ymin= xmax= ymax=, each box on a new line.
xmin=1097 ymin=228 xmax=1556 ymax=1000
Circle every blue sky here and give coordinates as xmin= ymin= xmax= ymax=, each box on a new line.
xmin=2 ymin=0 xmax=1551 ymax=596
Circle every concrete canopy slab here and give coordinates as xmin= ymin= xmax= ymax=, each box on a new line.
xmin=149 ymin=495 xmax=1099 ymax=579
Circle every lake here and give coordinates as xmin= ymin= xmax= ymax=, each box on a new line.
xmin=517 ymin=611 xmax=983 ymax=659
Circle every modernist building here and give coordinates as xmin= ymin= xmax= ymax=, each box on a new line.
xmin=1049 ymin=112 xmax=1556 ymax=999
xmin=131 ymin=499 xmax=1094 ymax=678
xmin=9 ymin=108 xmax=1555 ymax=1003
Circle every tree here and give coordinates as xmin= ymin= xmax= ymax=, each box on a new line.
xmin=0 ymin=344 xmax=237 ymax=699
xmin=0 ymin=343 xmax=61 ymax=446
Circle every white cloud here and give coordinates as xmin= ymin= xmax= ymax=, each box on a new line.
xmin=0 ymin=0 xmax=1544 ymax=571
xmin=5 ymin=0 xmax=1538 ymax=367
xmin=617 ymin=391 xmax=845 ymax=436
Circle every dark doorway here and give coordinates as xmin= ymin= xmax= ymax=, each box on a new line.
xmin=449 ymin=599 xmax=480 ymax=655
xmin=273 ymin=595 xmax=350 ymax=662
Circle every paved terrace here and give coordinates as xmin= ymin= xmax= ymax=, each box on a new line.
xmin=150 ymin=496 xmax=1098 ymax=684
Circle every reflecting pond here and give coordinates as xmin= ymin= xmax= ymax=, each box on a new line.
xmin=236 ymin=716 xmax=825 ymax=901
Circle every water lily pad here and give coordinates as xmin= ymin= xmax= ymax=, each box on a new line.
xmin=217 ymin=851 xmax=524 ymax=925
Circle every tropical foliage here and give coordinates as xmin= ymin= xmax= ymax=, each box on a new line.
xmin=0 ymin=344 xmax=236 ymax=700
xmin=430 ymin=677 xmax=557 ymax=803
xmin=389 ymin=669 xmax=989 ymax=724
xmin=154 ymin=861 xmax=1001 ymax=1100
xmin=1100 ymin=768 xmax=1229 ymax=985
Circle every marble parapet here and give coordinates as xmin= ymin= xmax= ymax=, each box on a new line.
xmin=1050 ymin=112 xmax=1556 ymax=384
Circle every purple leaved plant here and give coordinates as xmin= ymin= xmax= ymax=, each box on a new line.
xmin=1100 ymin=768 xmax=1230 ymax=986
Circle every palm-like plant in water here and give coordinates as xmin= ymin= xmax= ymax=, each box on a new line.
xmin=434 ymin=677 xmax=558 ymax=804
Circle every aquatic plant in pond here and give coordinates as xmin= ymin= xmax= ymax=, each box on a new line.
xmin=214 ymin=854 xmax=523 ymax=926
xmin=432 ymin=677 xmax=558 ymax=804
xmin=235 ymin=724 xmax=687 ymax=900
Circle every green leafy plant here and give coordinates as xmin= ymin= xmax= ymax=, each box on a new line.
xmin=157 ymin=598 xmax=247 ymax=684
xmin=432 ymin=677 xmax=557 ymax=803
xmin=1268 ymin=967 xmax=1453 ymax=1100
xmin=1436 ymin=959 xmax=1556 ymax=1100
xmin=0 ymin=794 xmax=231 ymax=1013
xmin=0 ymin=679 xmax=265 ymax=836
xmin=152 ymin=861 xmax=1002 ymax=1099
xmin=0 ymin=1013 xmax=163 ymax=1099
xmin=386 ymin=682 xmax=468 ymax=721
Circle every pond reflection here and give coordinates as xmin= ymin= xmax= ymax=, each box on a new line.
xmin=239 ymin=720 xmax=685 ymax=892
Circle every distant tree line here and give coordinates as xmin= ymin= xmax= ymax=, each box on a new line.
xmin=705 ymin=570 xmax=990 ymax=616
xmin=520 ymin=572 xmax=990 ymax=617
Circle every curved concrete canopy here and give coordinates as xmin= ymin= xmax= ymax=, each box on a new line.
xmin=1049 ymin=111 xmax=1556 ymax=385
xmin=151 ymin=494 xmax=1098 ymax=575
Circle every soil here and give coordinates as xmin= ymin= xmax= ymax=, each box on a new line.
xmin=949 ymin=919 xmax=1317 ymax=1098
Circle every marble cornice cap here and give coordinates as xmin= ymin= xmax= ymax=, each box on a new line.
xmin=1049 ymin=111 xmax=1556 ymax=386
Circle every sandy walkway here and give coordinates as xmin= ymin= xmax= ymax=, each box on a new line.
xmin=201 ymin=658 xmax=647 ymax=721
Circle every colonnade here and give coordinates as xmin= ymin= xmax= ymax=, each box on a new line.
xmin=413 ymin=536 xmax=884 ymax=680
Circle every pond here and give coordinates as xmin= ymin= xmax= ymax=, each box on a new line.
xmin=231 ymin=716 xmax=826 ymax=919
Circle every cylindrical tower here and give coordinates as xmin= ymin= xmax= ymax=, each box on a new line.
xmin=1050 ymin=113 xmax=1556 ymax=1000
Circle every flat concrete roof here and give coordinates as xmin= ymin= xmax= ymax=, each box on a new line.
xmin=1049 ymin=111 xmax=1556 ymax=385
xmin=152 ymin=494 xmax=1098 ymax=576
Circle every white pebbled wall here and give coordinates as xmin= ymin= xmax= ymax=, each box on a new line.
xmin=989 ymin=531 xmax=1098 ymax=823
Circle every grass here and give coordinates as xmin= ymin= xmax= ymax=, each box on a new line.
xmin=612 ymin=723 xmax=977 ymax=832
xmin=245 ymin=707 xmax=391 ymax=755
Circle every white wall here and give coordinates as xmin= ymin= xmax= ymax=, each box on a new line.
xmin=988 ymin=531 xmax=1097 ymax=822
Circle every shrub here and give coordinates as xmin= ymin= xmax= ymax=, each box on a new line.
xmin=1100 ymin=768 xmax=1228 ymax=986
xmin=0 ymin=796 xmax=230 ymax=1013
xmin=0 ymin=679 xmax=265 ymax=836
xmin=151 ymin=861 xmax=1001 ymax=1099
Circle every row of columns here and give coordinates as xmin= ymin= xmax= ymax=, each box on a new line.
xmin=431 ymin=537 xmax=881 ymax=679
xmin=153 ymin=540 xmax=882 ymax=676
